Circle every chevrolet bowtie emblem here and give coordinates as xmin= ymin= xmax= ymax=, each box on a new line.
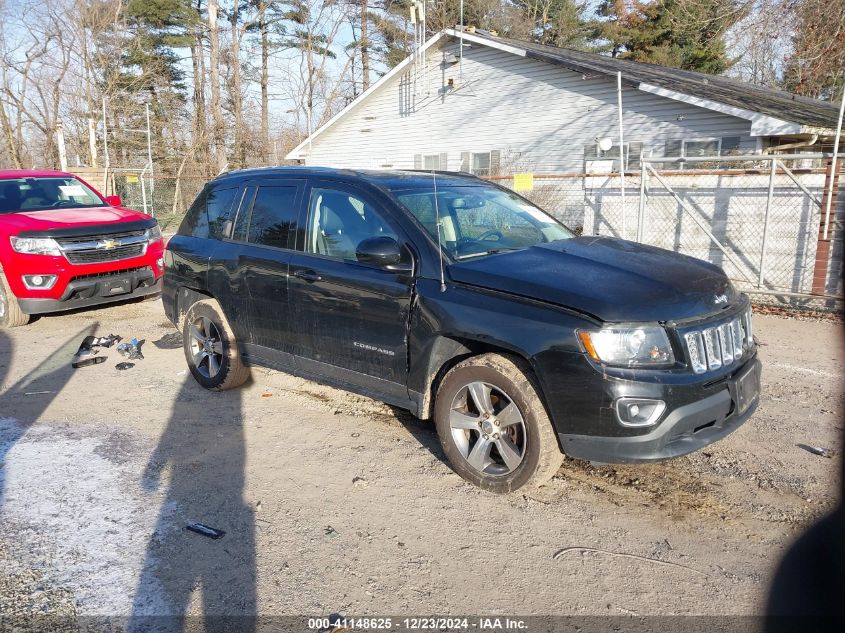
xmin=97 ymin=239 xmax=120 ymax=250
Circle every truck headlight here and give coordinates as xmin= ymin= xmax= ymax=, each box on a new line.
xmin=145 ymin=224 xmax=162 ymax=242
xmin=578 ymin=326 xmax=675 ymax=368
xmin=10 ymin=236 xmax=61 ymax=256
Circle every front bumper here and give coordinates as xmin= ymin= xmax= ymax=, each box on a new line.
xmin=18 ymin=267 xmax=162 ymax=315
xmin=558 ymin=357 xmax=761 ymax=463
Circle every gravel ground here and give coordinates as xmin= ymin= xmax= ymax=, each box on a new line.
xmin=0 ymin=298 xmax=841 ymax=622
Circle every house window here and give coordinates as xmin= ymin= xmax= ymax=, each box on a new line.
xmin=583 ymin=142 xmax=643 ymax=171
xmin=414 ymin=153 xmax=448 ymax=171
xmin=664 ymin=138 xmax=721 ymax=158
xmin=460 ymin=150 xmax=501 ymax=177
xmin=472 ymin=153 xmax=491 ymax=176
xmin=423 ymin=154 xmax=441 ymax=170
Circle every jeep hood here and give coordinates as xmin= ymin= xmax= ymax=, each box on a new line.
xmin=447 ymin=236 xmax=738 ymax=322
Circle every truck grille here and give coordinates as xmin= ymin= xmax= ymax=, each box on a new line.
xmin=58 ymin=230 xmax=148 ymax=265
xmin=683 ymin=308 xmax=753 ymax=374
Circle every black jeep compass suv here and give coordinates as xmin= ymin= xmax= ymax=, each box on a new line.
xmin=163 ymin=167 xmax=761 ymax=493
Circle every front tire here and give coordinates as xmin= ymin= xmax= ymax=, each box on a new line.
xmin=182 ymin=299 xmax=249 ymax=390
xmin=434 ymin=353 xmax=563 ymax=493
xmin=0 ymin=270 xmax=31 ymax=328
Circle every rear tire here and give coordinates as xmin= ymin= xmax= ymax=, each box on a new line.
xmin=0 ymin=270 xmax=31 ymax=328
xmin=434 ymin=353 xmax=563 ymax=493
xmin=182 ymin=299 xmax=249 ymax=390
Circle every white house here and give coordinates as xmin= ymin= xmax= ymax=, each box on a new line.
xmin=286 ymin=28 xmax=841 ymax=175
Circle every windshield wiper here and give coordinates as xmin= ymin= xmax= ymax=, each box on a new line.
xmin=455 ymin=247 xmax=522 ymax=260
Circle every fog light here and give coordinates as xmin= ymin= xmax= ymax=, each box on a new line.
xmin=614 ymin=397 xmax=666 ymax=427
xmin=22 ymin=274 xmax=58 ymax=290
xmin=156 ymin=257 xmax=165 ymax=270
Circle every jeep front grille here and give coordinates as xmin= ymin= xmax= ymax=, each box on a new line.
xmin=683 ymin=308 xmax=753 ymax=374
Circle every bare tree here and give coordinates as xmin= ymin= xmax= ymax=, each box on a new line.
xmin=209 ymin=0 xmax=227 ymax=172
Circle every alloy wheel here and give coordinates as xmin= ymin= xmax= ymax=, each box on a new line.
xmin=448 ymin=381 xmax=527 ymax=476
xmin=188 ymin=316 xmax=224 ymax=379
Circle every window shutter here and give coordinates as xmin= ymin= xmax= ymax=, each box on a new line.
xmin=414 ymin=154 xmax=422 ymax=169
xmin=628 ymin=142 xmax=643 ymax=170
xmin=460 ymin=152 xmax=470 ymax=172
xmin=439 ymin=152 xmax=448 ymax=171
xmin=665 ymin=140 xmax=683 ymax=157
xmin=721 ymin=136 xmax=741 ymax=155
xmin=490 ymin=150 xmax=501 ymax=176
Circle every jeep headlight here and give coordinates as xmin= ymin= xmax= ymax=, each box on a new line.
xmin=10 ymin=236 xmax=61 ymax=256
xmin=145 ymin=224 xmax=162 ymax=242
xmin=578 ymin=326 xmax=675 ymax=368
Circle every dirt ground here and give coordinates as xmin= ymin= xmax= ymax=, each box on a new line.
xmin=0 ymin=298 xmax=842 ymax=621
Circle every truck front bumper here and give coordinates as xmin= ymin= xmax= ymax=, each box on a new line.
xmin=18 ymin=267 xmax=161 ymax=315
xmin=558 ymin=357 xmax=761 ymax=463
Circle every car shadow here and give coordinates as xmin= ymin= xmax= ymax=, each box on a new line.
xmin=0 ymin=323 xmax=98 ymax=507
xmin=386 ymin=405 xmax=448 ymax=463
xmin=130 ymin=379 xmax=255 ymax=631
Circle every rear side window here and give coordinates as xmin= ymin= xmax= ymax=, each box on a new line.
xmin=179 ymin=186 xmax=239 ymax=239
xmin=207 ymin=187 xmax=240 ymax=239
xmin=246 ymin=186 xmax=299 ymax=249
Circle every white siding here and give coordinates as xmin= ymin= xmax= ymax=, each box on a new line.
xmin=303 ymin=39 xmax=755 ymax=171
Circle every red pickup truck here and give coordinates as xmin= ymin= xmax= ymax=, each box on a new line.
xmin=0 ymin=170 xmax=164 ymax=327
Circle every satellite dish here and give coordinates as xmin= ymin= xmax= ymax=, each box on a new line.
xmin=597 ymin=137 xmax=613 ymax=152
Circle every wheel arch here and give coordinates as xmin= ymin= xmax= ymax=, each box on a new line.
xmin=174 ymin=286 xmax=214 ymax=329
xmin=416 ymin=335 xmax=552 ymax=426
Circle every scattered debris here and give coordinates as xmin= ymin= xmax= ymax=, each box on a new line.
xmin=23 ymin=391 xmax=53 ymax=395
xmin=798 ymin=444 xmax=834 ymax=458
xmin=552 ymin=546 xmax=708 ymax=576
xmin=184 ymin=523 xmax=226 ymax=539
xmin=90 ymin=334 xmax=121 ymax=348
xmin=117 ymin=338 xmax=144 ymax=360
xmin=352 ymin=476 xmax=368 ymax=488
xmin=115 ymin=362 xmax=135 ymax=371
xmin=324 ymin=526 xmax=338 ymax=538
xmin=72 ymin=356 xmax=106 ymax=369
xmin=261 ymin=393 xmax=273 ymax=398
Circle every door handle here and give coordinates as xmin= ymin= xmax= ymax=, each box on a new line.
xmin=294 ymin=269 xmax=322 ymax=283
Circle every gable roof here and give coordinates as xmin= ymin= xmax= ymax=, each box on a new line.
xmin=287 ymin=29 xmax=841 ymax=160
xmin=480 ymin=31 xmax=840 ymax=131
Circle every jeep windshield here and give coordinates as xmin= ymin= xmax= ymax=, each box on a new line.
xmin=391 ymin=183 xmax=573 ymax=259
xmin=0 ymin=177 xmax=107 ymax=214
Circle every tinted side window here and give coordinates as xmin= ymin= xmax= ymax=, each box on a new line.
xmin=207 ymin=187 xmax=240 ymax=239
xmin=178 ymin=188 xmax=208 ymax=236
xmin=247 ymin=186 xmax=299 ymax=249
xmin=177 ymin=186 xmax=239 ymax=239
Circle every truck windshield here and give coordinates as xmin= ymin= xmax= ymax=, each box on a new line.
xmin=0 ymin=177 xmax=106 ymax=214
xmin=391 ymin=183 xmax=573 ymax=259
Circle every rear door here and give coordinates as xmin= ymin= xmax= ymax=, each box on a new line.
xmin=287 ymin=179 xmax=414 ymax=402
xmin=207 ymin=178 xmax=304 ymax=357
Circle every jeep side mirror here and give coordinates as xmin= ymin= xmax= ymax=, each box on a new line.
xmin=105 ymin=195 xmax=122 ymax=206
xmin=356 ymin=236 xmax=412 ymax=272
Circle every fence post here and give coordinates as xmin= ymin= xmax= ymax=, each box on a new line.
xmin=757 ymin=158 xmax=777 ymax=289
xmin=637 ymin=160 xmax=647 ymax=242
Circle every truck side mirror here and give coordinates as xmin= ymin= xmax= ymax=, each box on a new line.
xmin=356 ymin=236 xmax=412 ymax=273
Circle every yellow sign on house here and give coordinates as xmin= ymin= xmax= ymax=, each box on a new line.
xmin=513 ymin=173 xmax=534 ymax=192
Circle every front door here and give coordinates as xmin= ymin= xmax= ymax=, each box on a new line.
xmin=287 ymin=181 xmax=414 ymax=401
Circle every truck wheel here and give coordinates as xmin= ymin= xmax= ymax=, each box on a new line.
xmin=0 ymin=270 xmax=31 ymax=328
xmin=182 ymin=299 xmax=249 ymax=391
xmin=434 ymin=353 xmax=563 ymax=493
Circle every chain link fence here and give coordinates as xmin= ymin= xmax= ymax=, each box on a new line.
xmin=492 ymin=154 xmax=843 ymax=309
xmin=81 ymin=154 xmax=843 ymax=309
